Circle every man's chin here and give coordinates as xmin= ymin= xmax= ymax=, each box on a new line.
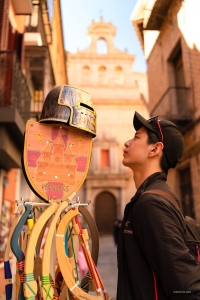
xmin=122 ymin=159 xmax=128 ymax=166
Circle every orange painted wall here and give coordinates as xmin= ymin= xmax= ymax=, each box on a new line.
xmin=0 ymin=169 xmax=18 ymax=295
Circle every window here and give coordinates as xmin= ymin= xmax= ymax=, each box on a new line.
xmin=82 ymin=65 xmax=90 ymax=84
xmin=29 ymin=57 xmax=44 ymax=117
xmin=174 ymin=50 xmax=184 ymax=87
xmin=174 ymin=50 xmax=186 ymax=109
xmin=98 ymin=66 xmax=107 ymax=84
xmin=170 ymin=44 xmax=187 ymax=114
xmin=97 ymin=38 xmax=107 ymax=54
xmin=114 ymin=66 xmax=124 ymax=85
xmin=100 ymin=150 xmax=110 ymax=168
xmin=179 ymin=166 xmax=195 ymax=218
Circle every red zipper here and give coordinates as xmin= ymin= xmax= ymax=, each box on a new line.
xmin=196 ymin=245 xmax=200 ymax=262
xmin=152 ymin=271 xmax=158 ymax=300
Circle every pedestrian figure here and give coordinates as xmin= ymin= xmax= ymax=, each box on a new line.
xmin=113 ymin=219 xmax=122 ymax=246
xmin=117 ymin=111 xmax=200 ymax=299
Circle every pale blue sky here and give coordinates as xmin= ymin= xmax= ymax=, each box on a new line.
xmin=60 ymin=0 xmax=147 ymax=73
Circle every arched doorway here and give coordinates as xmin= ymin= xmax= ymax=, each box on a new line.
xmin=95 ymin=191 xmax=116 ymax=235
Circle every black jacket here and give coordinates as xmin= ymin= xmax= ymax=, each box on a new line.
xmin=117 ymin=172 xmax=200 ymax=300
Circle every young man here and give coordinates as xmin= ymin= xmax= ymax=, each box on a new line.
xmin=117 ymin=111 xmax=200 ymax=300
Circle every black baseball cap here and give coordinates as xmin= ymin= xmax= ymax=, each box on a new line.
xmin=133 ymin=111 xmax=184 ymax=168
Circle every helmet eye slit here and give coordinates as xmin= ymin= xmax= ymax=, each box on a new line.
xmin=80 ymin=102 xmax=94 ymax=112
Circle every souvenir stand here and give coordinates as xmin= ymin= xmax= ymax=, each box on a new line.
xmin=4 ymin=86 xmax=110 ymax=300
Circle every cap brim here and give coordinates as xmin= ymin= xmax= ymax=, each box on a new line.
xmin=133 ymin=112 xmax=156 ymax=132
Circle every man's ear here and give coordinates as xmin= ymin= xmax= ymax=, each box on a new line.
xmin=149 ymin=142 xmax=163 ymax=157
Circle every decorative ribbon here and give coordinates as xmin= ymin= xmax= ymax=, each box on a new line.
xmin=4 ymin=206 xmax=24 ymax=300
xmin=10 ymin=204 xmax=32 ymax=300
xmin=6 ymin=199 xmax=103 ymax=300
xmin=23 ymin=203 xmax=59 ymax=300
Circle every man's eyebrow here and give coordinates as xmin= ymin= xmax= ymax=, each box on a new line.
xmin=135 ymin=131 xmax=141 ymax=136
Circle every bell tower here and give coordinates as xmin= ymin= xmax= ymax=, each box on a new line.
xmin=84 ymin=18 xmax=121 ymax=54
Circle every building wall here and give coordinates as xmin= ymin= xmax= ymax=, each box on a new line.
xmin=0 ymin=1 xmax=29 ymax=292
xmin=67 ymin=19 xmax=149 ymax=228
xmin=48 ymin=0 xmax=67 ymax=86
xmin=147 ymin=1 xmax=200 ymax=220
xmin=146 ymin=1 xmax=196 ymax=114
xmin=131 ymin=0 xmax=200 ymax=221
xmin=0 ymin=0 xmax=68 ymax=294
xmin=0 ymin=169 xmax=21 ymax=294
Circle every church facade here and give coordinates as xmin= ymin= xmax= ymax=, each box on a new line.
xmin=66 ymin=19 xmax=149 ymax=234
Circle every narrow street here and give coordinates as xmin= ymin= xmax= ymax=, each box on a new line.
xmin=97 ymin=235 xmax=118 ymax=300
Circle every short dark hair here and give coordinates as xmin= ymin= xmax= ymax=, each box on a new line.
xmin=147 ymin=130 xmax=169 ymax=174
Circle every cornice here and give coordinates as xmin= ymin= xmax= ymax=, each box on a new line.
xmin=92 ymin=99 xmax=144 ymax=106
xmin=67 ymin=52 xmax=135 ymax=60
xmin=86 ymin=172 xmax=132 ymax=182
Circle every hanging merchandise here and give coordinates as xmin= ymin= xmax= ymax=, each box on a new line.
xmin=3 ymin=86 xmax=111 ymax=300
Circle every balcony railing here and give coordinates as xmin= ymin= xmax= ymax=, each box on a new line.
xmin=150 ymin=86 xmax=194 ymax=129
xmin=0 ymin=51 xmax=31 ymax=123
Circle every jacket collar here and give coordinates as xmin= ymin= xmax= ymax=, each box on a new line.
xmin=131 ymin=172 xmax=167 ymax=203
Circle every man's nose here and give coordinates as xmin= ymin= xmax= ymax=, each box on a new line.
xmin=124 ymin=140 xmax=130 ymax=147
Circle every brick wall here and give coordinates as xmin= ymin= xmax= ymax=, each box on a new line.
xmin=145 ymin=0 xmax=200 ymax=221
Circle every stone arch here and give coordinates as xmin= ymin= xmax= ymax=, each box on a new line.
xmin=97 ymin=38 xmax=107 ymax=54
xmin=82 ymin=65 xmax=90 ymax=84
xmin=95 ymin=191 xmax=116 ymax=235
xmin=98 ymin=65 xmax=106 ymax=72
xmin=82 ymin=65 xmax=90 ymax=71
xmin=98 ymin=65 xmax=107 ymax=84
xmin=114 ymin=66 xmax=124 ymax=85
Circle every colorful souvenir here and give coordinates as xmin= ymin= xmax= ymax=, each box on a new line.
xmin=4 ymin=85 xmax=110 ymax=300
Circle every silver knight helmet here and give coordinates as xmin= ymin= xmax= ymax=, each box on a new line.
xmin=39 ymin=85 xmax=96 ymax=136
